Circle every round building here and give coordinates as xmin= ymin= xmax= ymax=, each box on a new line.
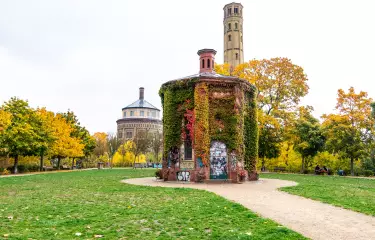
xmin=117 ymin=87 xmax=162 ymax=141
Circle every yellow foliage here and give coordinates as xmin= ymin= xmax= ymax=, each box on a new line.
xmin=112 ymin=152 xmax=146 ymax=167
xmin=0 ymin=109 xmax=12 ymax=132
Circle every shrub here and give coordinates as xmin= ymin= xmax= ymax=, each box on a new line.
xmin=363 ymin=170 xmax=374 ymax=177
xmin=0 ymin=168 xmax=10 ymax=175
xmin=155 ymin=169 xmax=163 ymax=179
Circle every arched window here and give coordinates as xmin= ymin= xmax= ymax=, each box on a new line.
xmin=228 ymin=35 xmax=231 ymax=41
xmin=228 ymin=23 xmax=231 ymax=30
xmin=201 ymin=59 xmax=205 ymax=68
xmin=241 ymin=35 xmax=243 ymax=42
xmin=235 ymin=53 xmax=238 ymax=60
xmin=235 ymin=23 xmax=238 ymax=29
xmin=207 ymin=59 xmax=211 ymax=68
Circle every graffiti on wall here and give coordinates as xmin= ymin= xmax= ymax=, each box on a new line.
xmin=210 ymin=141 xmax=228 ymax=179
xmin=177 ymin=171 xmax=190 ymax=181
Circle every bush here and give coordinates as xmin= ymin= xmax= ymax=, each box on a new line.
xmin=0 ymin=168 xmax=10 ymax=175
xmin=363 ymin=170 xmax=374 ymax=177
xmin=155 ymin=169 xmax=163 ymax=179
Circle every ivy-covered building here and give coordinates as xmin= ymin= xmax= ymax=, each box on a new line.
xmin=117 ymin=87 xmax=162 ymax=141
xmin=159 ymin=49 xmax=258 ymax=182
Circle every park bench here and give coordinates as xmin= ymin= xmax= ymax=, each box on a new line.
xmin=43 ymin=166 xmax=54 ymax=171
xmin=134 ymin=163 xmax=145 ymax=169
xmin=274 ymin=166 xmax=286 ymax=172
xmin=61 ymin=164 xmax=70 ymax=170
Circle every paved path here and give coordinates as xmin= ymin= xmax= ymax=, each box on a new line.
xmin=123 ymin=177 xmax=375 ymax=240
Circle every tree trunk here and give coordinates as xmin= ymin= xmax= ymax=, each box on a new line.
xmin=40 ymin=152 xmax=44 ymax=172
xmin=300 ymin=156 xmax=305 ymax=174
xmin=133 ymin=154 xmax=138 ymax=168
xmin=13 ymin=155 xmax=19 ymax=174
xmin=261 ymin=157 xmax=266 ymax=172
xmin=350 ymin=157 xmax=354 ymax=176
xmin=71 ymin=158 xmax=75 ymax=170
xmin=57 ymin=157 xmax=61 ymax=169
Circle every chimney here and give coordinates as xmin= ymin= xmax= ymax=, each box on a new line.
xmin=197 ymin=49 xmax=217 ymax=73
xmin=139 ymin=87 xmax=144 ymax=100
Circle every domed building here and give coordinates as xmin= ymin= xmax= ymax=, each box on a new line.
xmin=117 ymin=87 xmax=162 ymax=141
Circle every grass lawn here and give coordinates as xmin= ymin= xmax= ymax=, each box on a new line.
xmin=0 ymin=169 xmax=305 ymax=240
xmin=261 ymin=173 xmax=375 ymax=216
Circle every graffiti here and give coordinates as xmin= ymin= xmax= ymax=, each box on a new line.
xmin=197 ymin=157 xmax=204 ymax=168
xmin=210 ymin=141 xmax=228 ymax=179
xmin=230 ymin=152 xmax=237 ymax=171
xmin=177 ymin=171 xmax=190 ymax=181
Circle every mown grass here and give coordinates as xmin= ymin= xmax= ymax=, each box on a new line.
xmin=0 ymin=169 xmax=305 ymax=240
xmin=261 ymin=173 xmax=375 ymax=216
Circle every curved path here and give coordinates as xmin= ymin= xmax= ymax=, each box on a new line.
xmin=123 ymin=177 xmax=375 ymax=240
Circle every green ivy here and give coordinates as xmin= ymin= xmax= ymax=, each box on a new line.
xmin=244 ymin=92 xmax=259 ymax=172
xmin=159 ymin=79 xmax=196 ymax=155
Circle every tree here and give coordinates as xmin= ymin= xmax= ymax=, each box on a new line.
xmin=293 ymin=111 xmax=325 ymax=173
xmin=322 ymin=87 xmax=374 ymax=176
xmin=258 ymin=110 xmax=282 ymax=170
xmin=0 ymin=109 xmax=12 ymax=153
xmin=60 ymin=110 xmax=95 ymax=168
xmin=1 ymin=98 xmax=40 ymax=173
xmin=216 ymin=58 xmax=309 ymax=115
xmin=117 ymin=143 xmax=128 ymax=166
xmin=107 ymin=133 xmax=122 ymax=168
xmin=150 ymin=131 xmax=163 ymax=163
xmin=49 ymin=113 xmax=84 ymax=169
xmin=130 ymin=131 xmax=152 ymax=167
xmin=34 ymin=108 xmax=57 ymax=171
xmin=93 ymin=132 xmax=108 ymax=158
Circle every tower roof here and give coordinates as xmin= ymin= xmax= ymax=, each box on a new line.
xmin=122 ymin=87 xmax=160 ymax=111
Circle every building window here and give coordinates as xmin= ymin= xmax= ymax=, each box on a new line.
xmin=241 ymin=35 xmax=243 ymax=42
xmin=118 ymin=132 xmax=123 ymax=138
xmin=201 ymin=59 xmax=205 ymax=68
xmin=184 ymin=139 xmax=192 ymax=160
xmin=126 ymin=132 xmax=133 ymax=139
xmin=140 ymin=111 xmax=144 ymax=116
xmin=228 ymin=8 xmax=232 ymax=16
xmin=236 ymin=53 xmax=238 ymax=60
xmin=235 ymin=23 xmax=238 ymax=29
xmin=152 ymin=111 xmax=156 ymax=118
xmin=228 ymin=23 xmax=231 ymax=30
xmin=228 ymin=35 xmax=231 ymax=41
xmin=234 ymin=7 xmax=238 ymax=14
xmin=130 ymin=111 xmax=134 ymax=116
xmin=207 ymin=59 xmax=210 ymax=68
xmin=123 ymin=112 xmax=126 ymax=117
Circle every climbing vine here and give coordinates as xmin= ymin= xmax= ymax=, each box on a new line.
xmin=194 ymin=83 xmax=210 ymax=166
xmin=244 ymin=91 xmax=259 ymax=172
xmin=159 ymin=79 xmax=196 ymax=156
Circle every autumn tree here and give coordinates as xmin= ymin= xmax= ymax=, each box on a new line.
xmin=50 ymin=113 xmax=84 ymax=169
xmin=258 ymin=110 xmax=282 ymax=171
xmin=107 ymin=133 xmax=122 ymax=168
xmin=61 ymin=110 xmax=95 ymax=168
xmin=0 ymin=98 xmax=40 ymax=173
xmin=130 ymin=131 xmax=152 ymax=167
xmin=293 ymin=108 xmax=325 ymax=173
xmin=150 ymin=131 xmax=163 ymax=163
xmin=93 ymin=132 xmax=108 ymax=158
xmin=34 ymin=108 xmax=57 ymax=171
xmin=322 ymin=87 xmax=374 ymax=176
xmin=0 ymin=109 xmax=12 ymax=153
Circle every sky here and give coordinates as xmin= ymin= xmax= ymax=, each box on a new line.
xmin=0 ymin=0 xmax=374 ymax=133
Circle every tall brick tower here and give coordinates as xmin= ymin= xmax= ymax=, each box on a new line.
xmin=223 ymin=2 xmax=244 ymax=69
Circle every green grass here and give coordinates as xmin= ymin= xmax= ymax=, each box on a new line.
xmin=0 ymin=169 xmax=305 ymax=240
xmin=261 ymin=173 xmax=375 ymax=216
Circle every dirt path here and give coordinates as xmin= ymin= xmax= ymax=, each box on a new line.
xmin=123 ymin=177 xmax=375 ymax=240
